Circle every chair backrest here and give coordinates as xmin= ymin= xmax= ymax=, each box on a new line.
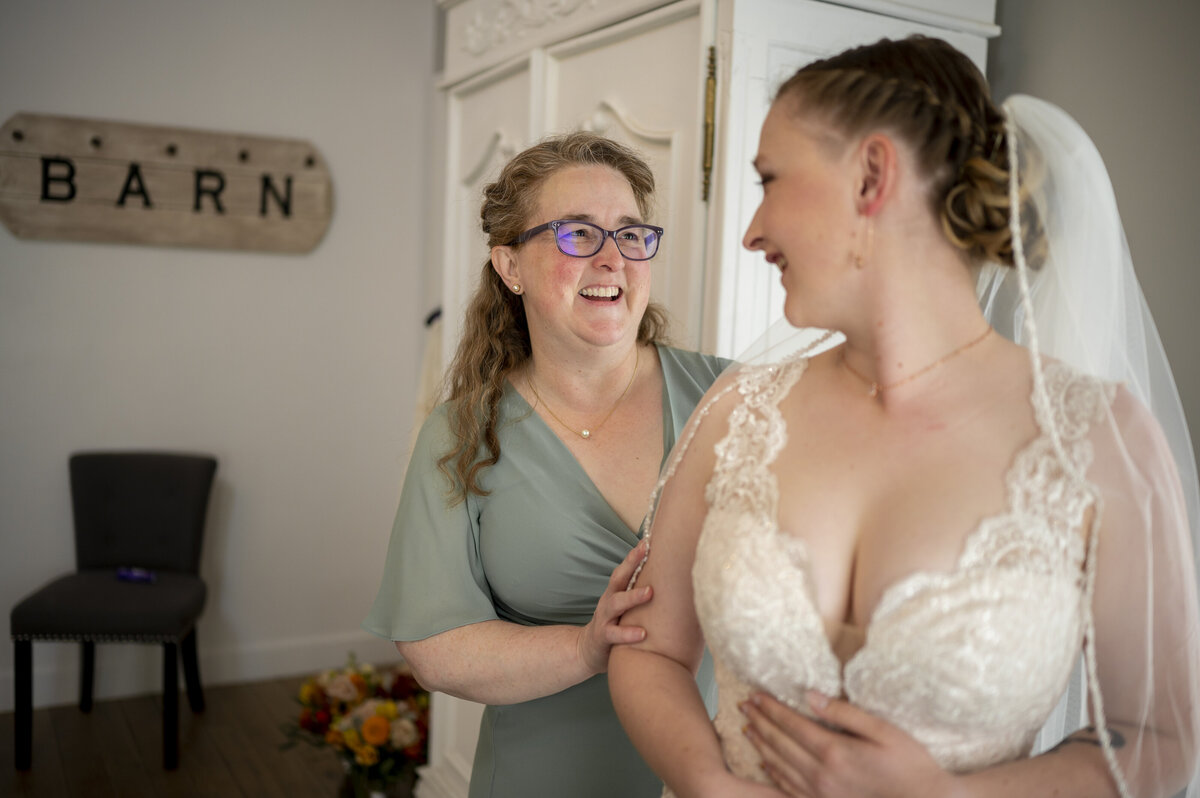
xmin=70 ymin=452 xmax=218 ymax=574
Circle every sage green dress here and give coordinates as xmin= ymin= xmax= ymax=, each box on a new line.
xmin=364 ymin=345 xmax=728 ymax=798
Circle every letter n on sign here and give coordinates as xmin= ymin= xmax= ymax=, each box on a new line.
xmin=0 ymin=112 xmax=333 ymax=253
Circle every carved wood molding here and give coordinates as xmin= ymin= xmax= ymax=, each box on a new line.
xmin=463 ymin=0 xmax=598 ymax=56
xmin=460 ymin=131 xmax=517 ymax=187
xmin=583 ymin=100 xmax=673 ymax=146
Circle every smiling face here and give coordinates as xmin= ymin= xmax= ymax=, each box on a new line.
xmin=492 ymin=164 xmax=652 ymax=352
xmin=743 ymin=102 xmax=861 ymax=328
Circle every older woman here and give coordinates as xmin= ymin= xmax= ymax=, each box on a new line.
xmin=364 ymin=132 xmax=727 ymax=798
xmin=610 ymin=35 xmax=1200 ymax=798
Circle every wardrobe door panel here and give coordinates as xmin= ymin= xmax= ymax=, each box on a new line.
xmin=442 ymin=62 xmax=532 ymax=359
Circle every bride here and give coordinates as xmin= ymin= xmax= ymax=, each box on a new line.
xmin=608 ymin=35 xmax=1200 ymax=797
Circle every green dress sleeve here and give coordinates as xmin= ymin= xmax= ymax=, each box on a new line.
xmin=362 ymin=405 xmax=499 ymax=641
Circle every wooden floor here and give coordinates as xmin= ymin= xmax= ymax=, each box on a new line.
xmin=0 ymin=674 xmax=371 ymax=798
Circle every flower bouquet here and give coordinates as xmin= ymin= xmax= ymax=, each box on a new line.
xmin=283 ymin=653 xmax=430 ymax=798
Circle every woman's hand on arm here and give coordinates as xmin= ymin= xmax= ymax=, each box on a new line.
xmin=396 ymin=540 xmax=653 ymax=706
xmin=577 ymin=537 xmax=655 ymax=674
xmin=608 ymin=467 xmax=725 ymax=796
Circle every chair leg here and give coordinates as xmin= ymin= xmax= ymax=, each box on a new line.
xmin=162 ymin=642 xmax=178 ymax=770
xmin=181 ymin=628 xmax=205 ymax=713
xmin=14 ymin=640 xmax=32 ymax=770
xmin=79 ymin=641 xmax=95 ymax=713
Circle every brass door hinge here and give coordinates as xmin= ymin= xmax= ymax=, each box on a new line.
xmin=702 ymin=45 xmax=716 ymax=202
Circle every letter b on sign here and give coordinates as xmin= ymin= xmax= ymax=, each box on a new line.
xmin=41 ymin=157 xmax=76 ymax=202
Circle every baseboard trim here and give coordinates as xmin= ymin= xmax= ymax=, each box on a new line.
xmin=0 ymin=629 xmax=401 ymax=713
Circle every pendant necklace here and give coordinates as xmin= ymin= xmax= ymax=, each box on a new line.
xmin=842 ymin=326 xmax=992 ymax=398
xmin=528 ymin=347 xmax=640 ymax=440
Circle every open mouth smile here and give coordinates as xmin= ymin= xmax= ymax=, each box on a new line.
xmin=579 ymin=286 xmax=622 ymax=302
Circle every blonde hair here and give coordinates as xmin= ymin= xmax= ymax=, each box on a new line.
xmin=438 ymin=132 xmax=671 ymax=502
xmin=776 ymin=35 xmax=1040 ymax=267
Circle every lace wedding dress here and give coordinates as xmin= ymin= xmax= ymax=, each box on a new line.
xmin=669 ymin=349 xmax=1112 ymax=789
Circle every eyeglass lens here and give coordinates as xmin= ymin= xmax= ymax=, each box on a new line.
xmin=554 ymin=221 xmax=659 ymax=260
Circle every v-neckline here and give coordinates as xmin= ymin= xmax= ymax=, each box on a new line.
xmin=506 ymin=343 xmax=675 ymax=538
xmin=754 ymin=356 xmax=1084 ymax=675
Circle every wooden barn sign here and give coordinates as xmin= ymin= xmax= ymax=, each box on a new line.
xmin=0 ymin=113 xmax=332 ymax=253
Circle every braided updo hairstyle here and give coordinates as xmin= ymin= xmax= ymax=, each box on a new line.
xmin=776 ymin=35 xmax=1034 ymax=267
xmin=439 ymin=132 xmax=671 ymax=502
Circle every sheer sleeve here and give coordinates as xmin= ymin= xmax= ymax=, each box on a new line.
xmin=1086 ymin=387 xmax=1200 ymax=796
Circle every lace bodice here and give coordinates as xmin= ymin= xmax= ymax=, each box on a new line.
xmin=689 ymin=352 xmax=1114 ymax=783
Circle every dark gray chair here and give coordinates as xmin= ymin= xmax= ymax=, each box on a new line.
xmin=11 ymin=451 xmax=217 ymax=770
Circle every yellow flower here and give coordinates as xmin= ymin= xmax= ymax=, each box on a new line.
xmin=343 ymin=728 xmax=362 ymax=749
xmin=325 ymin=729 xmax=345 ymax=749
xmin=361 ymin=715 xmax=391 ymax=747
xmin=298 ymin=681 xmax=321 ymax=706
xmin=355 ymin=745 xmax=380 ymax=767
xmin=377 ymin=701 xmax=398 ymax=720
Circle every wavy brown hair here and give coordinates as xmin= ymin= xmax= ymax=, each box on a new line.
xmin=438 ymin=132 xmax=671 ymax=502
xmin=775 ymin=35 xmax=1041 ymax=267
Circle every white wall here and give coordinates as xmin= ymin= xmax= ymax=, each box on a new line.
xmin=0 ymin=0 xmax=437 ymax=710
xmin=988 ymin=0 xmax=1200 ymax=464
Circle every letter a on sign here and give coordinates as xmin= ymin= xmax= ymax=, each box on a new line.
xmin=0 ymin=112 xmax=333 ymax=253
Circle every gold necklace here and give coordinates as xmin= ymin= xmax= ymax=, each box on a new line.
xmin=842 ymin=326 xmax=992 ymax=398
xmin=528 ymin=347 xmax=640 ymax=440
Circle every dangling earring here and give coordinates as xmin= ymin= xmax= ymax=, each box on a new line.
xmin=511 ymin=283 xmax=522 ymax=294
xmin=852 ymin=218 xmax=873 ymax=269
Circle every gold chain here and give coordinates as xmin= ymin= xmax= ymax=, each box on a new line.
xmin=842 ymin=326 xmax=992 ymax=398
xmin=528 ymin=346 xmax=641 ymax=440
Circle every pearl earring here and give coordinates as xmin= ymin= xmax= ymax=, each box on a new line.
xmin=511 ymin=283 xmax=522 ymax=294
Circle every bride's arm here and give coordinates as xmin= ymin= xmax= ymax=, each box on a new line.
xmin=610 ymin=378 xmax=784 ymax=798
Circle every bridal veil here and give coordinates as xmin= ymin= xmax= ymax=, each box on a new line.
xmin=982 ymin=94 xmax=1200 ymax=798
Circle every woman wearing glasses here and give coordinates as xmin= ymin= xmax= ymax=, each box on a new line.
xmin=364 ymin=132 xmax=728 ymax=798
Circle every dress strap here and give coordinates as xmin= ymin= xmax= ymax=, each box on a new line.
xmin=627 ymin=332 xmax=836 ymax=590
xmin=626 ymin=379 xmax=735 ymax=590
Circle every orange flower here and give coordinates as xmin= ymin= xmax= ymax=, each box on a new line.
xmin=349 ymin=672 xmax=367 ymax=699
xmin=325 ymin=728 xmax=345 ymax=749
xmin=361 ymin=715 xmax=390 ymax=747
